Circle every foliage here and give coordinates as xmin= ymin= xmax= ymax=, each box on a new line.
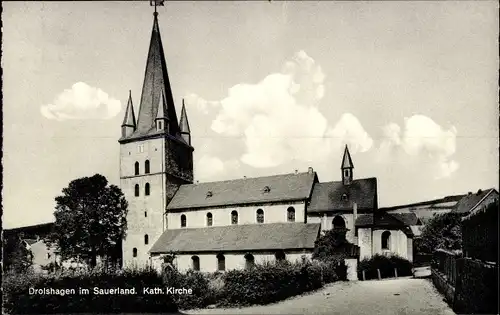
xmin=453 ymin=258 xmax=498 ymax=314
xmin=45 ymin=174 xmax=128 ymax=268
xmin=168 ymin=270 xmax=217 ymax=310
xmin=2 ymin=235 xmax=33 ymax=273
xmin=461 ymin=200 xmax=498 ymax=262
xmin=415 ymin=212 xmax=463 ymax=255
xmin=218 ymin=259 xmax=338 ymax=307
xmin=312 ymin=228 xmax=353 ymax=280
xmin=2 ymin=265 xmax=178 ymax=314
xmin=358 ymin=254 xmax=413 ymax=280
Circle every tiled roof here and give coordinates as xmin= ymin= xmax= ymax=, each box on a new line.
xmin=452 ymin=188 xmax=498 ymax=214
xmin=355 ymin=212 xmax=420 ymax=227
xmin=149 ymin=222 xmax=321 ymax=254
xmin=167 ymin=171 xmax=317 ymax=210
xmin=379 ymin=194 xmax=466 ymax=211
xmin=307 ymin=178 xmax=377 ymax=213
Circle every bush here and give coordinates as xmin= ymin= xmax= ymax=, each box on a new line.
xmin=169 ymin=270 xmax=217 ymax=310
xmin=218 ymin=259 xmax=334 ymax=307
xmin=3 ymin=266 xmax=178 ymax=314
xmin=358 ymin=254 xmax=413 ymax=280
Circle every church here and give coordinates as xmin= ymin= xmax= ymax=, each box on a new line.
xmin=118 ymin=11 xmax=419 ymax=278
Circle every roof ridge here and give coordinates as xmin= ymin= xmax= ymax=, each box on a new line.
xmin=191 ymin=171 xmax=314 ymax=186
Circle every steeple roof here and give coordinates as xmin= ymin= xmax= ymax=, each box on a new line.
xmin=179 ymin=99 xmax=190 ymax=134
xmin=155 ymin=89 xmax=167 ymax=120
xmin=121 ymin=90 xmax=136 ymax=127
xmin=134 ymin=12 xmax=179 ymax=136
xmin=341 ymin=145 xmax=354 ymax=169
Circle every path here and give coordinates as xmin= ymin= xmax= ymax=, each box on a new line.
xmin=185 ymin=278 xmax=455 ymax=315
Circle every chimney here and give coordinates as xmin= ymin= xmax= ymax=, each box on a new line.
xmin=308 ymin=167 xmax=313 ymax=174
xmin=294 ymin=169 xmax=298 ymax=174
xmin=353 ymin=202 xmax=358 ymax=222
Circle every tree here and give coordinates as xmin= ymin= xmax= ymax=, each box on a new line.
xmin=414 ymin=212 xmax=462 ymax=254
xmin=45 ymin=174 xmax=128 ymax=268
xmin=312 ymin=228 xmax=355 ymax=261
xmin=3 ymin=235 xmax=33 ymax=273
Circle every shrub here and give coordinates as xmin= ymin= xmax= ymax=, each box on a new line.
xmin=218 ymin=260 xmax=331 ymax=307
xmin=358 ymin=254 xmax=413 ymax=280
xmin=169 ymin=270 xmax=217 ymax=310
xmin=3 ymin=266 xmax=178 ymax=314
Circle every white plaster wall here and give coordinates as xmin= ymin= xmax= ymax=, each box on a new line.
xmin=152 ymin=252 xmax=313 ymax=273
xmin=121 ymin=138 xmax=167 ymax=265
xmin=307 ymin=213 xmax=357 ymax=244
xmin=358 ymin=228 xmax=372 ymax=260
xmin=345 ymin=258 xmax=358 ymax=281
xmin=168 ymin=202 xmax=306 ymax=229
xmin=372 ymin=229 xmax=408 ymax=260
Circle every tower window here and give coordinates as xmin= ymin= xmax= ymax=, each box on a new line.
xmin=344 ymin=169 xmax=349 ymax=177
xmin=256 ymin=209 xmax=264 ymax=223
xmin=181 ymin=214 xmax=187 ymax=228
xmin=145 ymin=183 xmax=150 ymax=196
xmin=134 ymin=184 xmax=140 ymax=197
xmin=134 ymin=162 xmax=140 ymax=175
xmin=145 ymin=160 xmax=150 ymax=174
xmin=158 ymin=121 xmax=163 ymax=130
xmin=231 ymin=211 xmax=238 ymax=225
xmin=287 ymin=207 xmax=295 ymax=222
xmin=133 ymin=248 xmax=138 ymax=258
xmin=145 ymin=211 xmax=147 ymax=218
xmin=206 ymin=212 xmax=213 ymax=226
xmin=144 ymin=234 xmax=149 ymax=245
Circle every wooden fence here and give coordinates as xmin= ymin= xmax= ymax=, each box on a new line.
xmin=432 ymin=249 xmax=460 ymax=287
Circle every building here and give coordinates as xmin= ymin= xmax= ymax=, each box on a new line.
xmin=451 ymin=188 xmax=498 ymax=215
xmin=118 ymin=11 xmax=418 ymax=277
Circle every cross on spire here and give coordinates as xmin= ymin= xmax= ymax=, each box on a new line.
xmin=150 ymin=0 xmax=165 ymax=14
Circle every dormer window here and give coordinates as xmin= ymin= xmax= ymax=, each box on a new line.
xmin=341 ymin=193 xmax=348 ymax=201
xmin=206 ymin=191 xmax=213 ymax=198
xmin=263 ymin=186 xmax=271 ymax=193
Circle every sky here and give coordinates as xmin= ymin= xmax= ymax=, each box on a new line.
xmin=2 ymin=1 xmax=498 ymax=228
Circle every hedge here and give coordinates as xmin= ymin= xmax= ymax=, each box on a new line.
xmin=218 ymin=259 xmax=341 ymax=307
xmin=2 ymin=266 xmax=178 ymax=314
xmin=358 ymin=254 xmax=413 ymax=280
xmin=461 ymin=201 xmax=498 ymax=263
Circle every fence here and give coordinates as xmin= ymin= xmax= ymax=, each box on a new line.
xmin=461 ymin=201 xmax=498 ymax=263
xmin=432 ymin=249 xmax=460 ymax=287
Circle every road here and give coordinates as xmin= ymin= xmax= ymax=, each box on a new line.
xmin=185 ymin=278 xmax=455 ymax=315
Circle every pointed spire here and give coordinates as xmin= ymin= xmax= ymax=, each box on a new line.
xmin=155 ymin=90 xmax=167 ymax=120
xmin=135 ymin=12 xmax=180 ymax=136
xmin=121 ymin=91 xmax=136 ymax=138
xmin=341 ymin=145 xmax=354 ymax=169
xmin=179 ymin=99 xmax=190 ymax=134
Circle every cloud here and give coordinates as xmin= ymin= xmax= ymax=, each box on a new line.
xmin=196 ymin=155 xmax=225 ymax=181
xmin=378 ymin=115 xmax=459 ymax=179
xmin=202 ymin=50 xmax=372 ymax=168
xmin=40 ymin=82 xmax=121 ymax=120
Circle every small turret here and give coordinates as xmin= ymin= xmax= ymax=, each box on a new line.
xmin=179 ymin=99 xmax=191 ymax=145
xmin=155 ymin=90 xmax=169 ymax=132
xmin=341 ymin=145 xmax=354 ymax=185
xmin=121 ymin=90 xmax=136 ymax=138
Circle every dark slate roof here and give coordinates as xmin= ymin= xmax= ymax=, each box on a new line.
xmin=341 ymin=145 xmax=354 ymax=168
xmin=379 ymin=194 xmax=466 ymax=211
xmin=121 ymin=13 xmax=181 ymax=141
xmin=167 ymin=171 xmax=317 ymax=210
xmin=121 ymin=91 xmax=136 ymax=127
xmin=179 ymin=100 xmax=190 ymax=134
xmin=307 ymin=178 xmax=377 ymax=213
xmin=355 ymin=212 xmax=421 ymax=227
xmin=452 ymin=188 xmax=498 ymax=214
xmin=149 ymin=223 xmax=321 ymax=254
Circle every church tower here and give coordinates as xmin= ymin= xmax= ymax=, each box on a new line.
xmin=118 ymin=11 xmax=194 ymax=267
xmin=341 ymin=145 xmax=354 ymax=185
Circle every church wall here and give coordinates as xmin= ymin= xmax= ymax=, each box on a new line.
xmin=372 ymin=229 xmax=409 ymax=260
xmin=307 ymin=213 xmax=357 ymax=244
xmin=151 ymin=251 xmax=313 ymax=273
xmin=358 ymin=228 xmax=372 ymax=260
xmin=168 ymin=201 xmax=306 ymax=229
xmin=120 ymin=138 xmax=168 ymax=265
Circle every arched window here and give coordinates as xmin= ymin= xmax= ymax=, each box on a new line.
xmin=191 ymin=256 xmax=200 ymax=271
xmin=181 ymin=214 xmax=187 ymax=228
xmin=231 ymin=211 xmax=238 ymax=225
xmin=134 ymin=162 xmax=140 ymax=175
xmin=382 ymin=231 xmax=391 ymax=250
xmin=206 ymin=213 xmax=213 ymax=226
xmin=256 ymin=209 xmax=264 ymax=223
xmin=332 ymin=215 xmax=346 ymax=229
xmin=244 ymin=253 xmax=255 ymax=270
xmin=145 ymin=160 xmax=150 ymax=174
xmin=275 ymin=250 xmax=286 ymax=262
xmin=145 ymin=183 xmax=150 ymax=196
xmin=134 ymin=184 xmax=140 ymax=197
xmin=144 ymin=234 xmax=149 ymax=245
xmin=217 ymin=253 xmax=225 ymax=271
xmin=132 ymin=248 xmax=137 ymax=258
xmin=287 ymin=207 xmax=295 ymax=222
